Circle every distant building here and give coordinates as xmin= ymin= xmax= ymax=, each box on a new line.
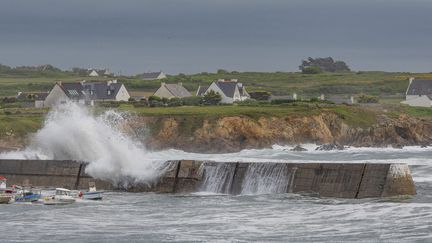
xmin=88 ymin=69 xmax=112 ymax=77
xmin=153 ymin=82 xmax=191 ymax=99
xmin=44 ymin=80 xmax=130 ymax=107
xmin=196 ymin=79 xmax=250 ymax=104
xmin=142 ymin=71 xmax=166 ymax=80
xmin=401 ymin=78 xmax=432 ymax=107
xmin=16 ymin=92 xmax=49 ymax=108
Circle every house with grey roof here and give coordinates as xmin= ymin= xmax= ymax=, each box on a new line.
xmin=44 ymin=80 xmax=130 ymax=107
xmin=401 ymin=78 xmax=432 ymax=107
xmin=142 ymin=71 xmax=166 ymax=80
xmin=88 ymin=69 xmax=112 ymax=77
xmin=153 ymin=82 xmax=191 ymax=99
xmin=197 ymin=79 xmax=250 ymax=104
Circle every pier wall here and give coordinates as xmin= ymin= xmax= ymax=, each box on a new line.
xmin=0 ymin=159 xmax=416 ymax=198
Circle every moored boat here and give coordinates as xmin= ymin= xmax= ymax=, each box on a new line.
xmin=0 ymin=176 xmax=12 ymax=204
xmin=41 ymin=188 xmax=76 ymax=205
xmin=81 ymin=182 xmax=103 ymax=200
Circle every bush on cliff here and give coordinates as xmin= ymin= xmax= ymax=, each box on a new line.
xmin=182 ymin=96 xmax=203 ymax=106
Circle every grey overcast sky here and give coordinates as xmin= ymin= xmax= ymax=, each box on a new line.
xmin=0 ymin=0 xmax=431 ymax=74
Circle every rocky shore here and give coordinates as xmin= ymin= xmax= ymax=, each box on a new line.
xmin=127 ymin=112 xmax=432 ymax=153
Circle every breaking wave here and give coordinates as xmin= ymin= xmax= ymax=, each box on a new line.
xmin=0 ymin=102 xmax=166 ymax=185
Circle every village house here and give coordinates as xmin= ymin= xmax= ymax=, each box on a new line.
xmin=153 ymin=82 xmax=191 ymax=99
xmin=142 ymin=71 xmax=166 ymax=80
xmin=44 ymin=80 xmax=130 ymax=107
xmin=196 ymin=79 xmax=250 ymax=104
xmin=88 ymin=69 xmax=112 ymax=77
xmin=401 ymin=78 xmax=432 ymax=107
xmin=16 ymin=92 xmax=49 ymax=108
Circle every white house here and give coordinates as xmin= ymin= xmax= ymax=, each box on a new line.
xmin=142 ymin=71 xmax=166 ymax=80
xmin=88 ymin=69 xmax=112 ymax=77
xmin=153 ymin=82 xmax=191 ymax=99
xmin=44 ymin=80 xmax=130 ymax=107
xmin=401 ymin=78 xmax=432 ymax=107
xmin=196 ymin=79 xmax=250 ymax=104
xmin=89 ymin=69 xmax=99 ymax=77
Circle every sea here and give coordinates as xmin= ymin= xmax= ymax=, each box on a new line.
xmin=1 ymin=145 xmax=432 ymax=242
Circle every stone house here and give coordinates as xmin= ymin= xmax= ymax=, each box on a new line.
xmin=401 ymin=78 xmax=432 ymax=107
xmin=16 ymin=92 xmax=49 ymax=108
xmin=196 ymin=79 xmax=250 ymax=104
xmin=153 ymin=82 xmax=192 ymax=99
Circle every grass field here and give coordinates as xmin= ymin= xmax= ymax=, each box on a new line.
xmin=2 ymin=69 xmax=432 ymax=97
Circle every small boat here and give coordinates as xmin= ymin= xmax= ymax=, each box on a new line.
xmin=0 ymin=176 xmax=12 ymax=204
xmin=41 ymin=188 xmax=76 ymax=205
xmin=81 ymin=182 xmax=103 ymax=200
xmin=14 ymin=189 xmax=42 ymax=203
xmin=0 ymin=194 xmax=12 ymax=204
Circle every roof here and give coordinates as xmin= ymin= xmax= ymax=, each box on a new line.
xmin=164 ymin=83 xmax=191 ymax=98
xmin=407 ymin=79 xmax=432 ymax=96
xmin=215 ymin=81 xmax=238 ymax=98
xmin=56 ymin=188 xmax=71 ymax=192
xmin=197 ymin=85 xmax=209 ymax=96
xmin=142 ymin=71 xmax=163 ymax=79
xmin=58 ymin=82 xmax=86 ymax=99
xmin=83 ymin=82 xmax=124 ymax=100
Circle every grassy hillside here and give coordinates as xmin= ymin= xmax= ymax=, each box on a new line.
xmin=2 ymin=68 xmax=432 ymax=97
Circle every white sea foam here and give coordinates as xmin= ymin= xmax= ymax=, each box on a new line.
xmin=0 ymin=103 xmax=165 ymax=185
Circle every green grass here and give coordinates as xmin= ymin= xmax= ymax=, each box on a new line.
xmin=2 ymin=69 xmax=432 ymax=98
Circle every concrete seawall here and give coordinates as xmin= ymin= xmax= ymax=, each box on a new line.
xmin=0 ymin=159 xmax=416 ymax=198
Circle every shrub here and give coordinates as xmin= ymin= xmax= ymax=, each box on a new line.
xmin=202 ymin=90 xmax=222 ymax=105
xmin=148 ymin=96 xmax=161 ymax=102
xmin=132 ymin=100 xmax=149 ymax=108
xmin=182 ymin=96 xmax=203 ymax=106
xmin=270 ymin=99 xmax=296 ymax=105
xmin=249 ymin=91 xmax=271 ymax=101
xmin=301 ymin=66 xmax=322 ymax=74
xmin=149 ymin=100 xmax=164 ymax=107
xmin=167 ymin=97 xmax=183 ymax=107
xmin=357 ymin=93 xmax=379 ymax=103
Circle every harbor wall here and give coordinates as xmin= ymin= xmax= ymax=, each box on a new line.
xmin=0 ymin=159 xmax=416 ymax=198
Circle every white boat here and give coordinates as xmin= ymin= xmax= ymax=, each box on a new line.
xmin=0 ymin=176 xmax=12 ymax=204
xmin=41 ymin=188 xmax=76 ymax=205
xmin=81 ymin=182 xmax=103 ymax=200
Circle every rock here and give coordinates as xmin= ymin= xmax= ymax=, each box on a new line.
xmin=315 ymin=143 xmax=345 ymax=151
xmin=290 ymin=145 xmax=307 ymax=152
xmin=392 ymin=144 xmax=404 ymax=149
xmin=421 ymin=143 xmax=428 ymax=148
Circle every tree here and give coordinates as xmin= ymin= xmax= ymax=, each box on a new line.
xmin=202 ymin=90 xmax=222 ymax=105
xmin=249 ymin=91 xmax=272 ymax=101
xmin=299 ymin=57 xmax=350 ymax=73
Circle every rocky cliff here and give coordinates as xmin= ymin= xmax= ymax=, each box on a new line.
xmin=127 ymin=112 xmax=432 ymax=153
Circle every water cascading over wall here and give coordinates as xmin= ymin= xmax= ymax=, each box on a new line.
xmin=199 ymin=162 xmax=296 ymax=195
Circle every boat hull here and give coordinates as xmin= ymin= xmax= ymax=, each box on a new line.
xmin=83 ymin=191 xmax=103 ymax=200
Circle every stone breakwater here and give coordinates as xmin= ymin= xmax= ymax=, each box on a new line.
xmin=0 ymin=159 xmax=416 ymax=198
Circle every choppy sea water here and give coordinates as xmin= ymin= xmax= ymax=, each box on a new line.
xmin=1 ymin=145 xmax=432 ymax=242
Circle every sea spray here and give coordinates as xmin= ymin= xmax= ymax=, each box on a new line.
xmin=2 ymin=102 xmax=166 ymax=186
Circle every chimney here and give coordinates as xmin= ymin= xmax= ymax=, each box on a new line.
xmin=293 ymin=93 xmax=297 ymax=100
xmin=409 ymin=77 xmax=414 ymax=85
xmin=112 ymin=79 xmax=117 ymax=84
xmin=107 ymin=80 xmax=112 ymax=86
xmin=320 ymin=94 xmax=325 ymax=101
xmin=350 ymin=96 xmax=355 ymax=104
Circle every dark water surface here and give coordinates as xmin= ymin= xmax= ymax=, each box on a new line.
xmin=1 ymin=146 xmax=432 ymax=242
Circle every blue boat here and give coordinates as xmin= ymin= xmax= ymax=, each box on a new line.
xmin=15 ymin=191 xmax=41 ymax=202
